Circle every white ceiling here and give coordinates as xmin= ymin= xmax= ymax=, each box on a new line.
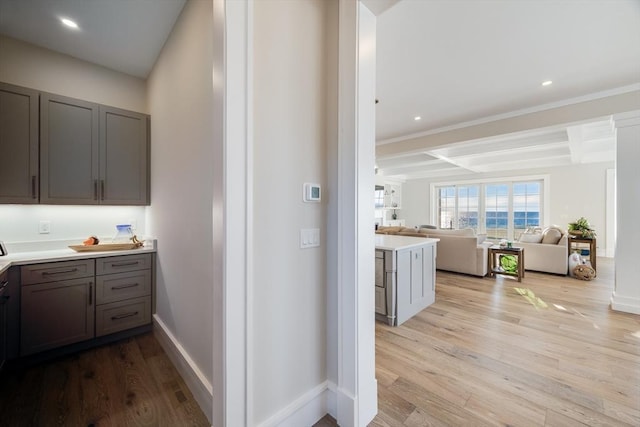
xmin=0 ymin=0 xmax=185 ymax=78
xmin=374 ymin=0 xmax=640 ymax=180
xmin=1 ymin=0 xmax=638 ymax=181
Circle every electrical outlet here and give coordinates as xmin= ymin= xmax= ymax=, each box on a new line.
xmin=39 ymin=220 xmax=51 ymax=234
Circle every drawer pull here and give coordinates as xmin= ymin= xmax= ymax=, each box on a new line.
xmin=0 ymin=280 xmax=8 ymax=289
xmin=89 ymin=283 xmax=93 ymax=305
xmin=111 ymin=282 xmax=139 ymax=290
xmin=110 ymin=261 xmax=139 ymax=268
xmin=111 ymin=311 xmax=139 ymax=320
xmin=42 ymin=268 xmax=79 ymax=276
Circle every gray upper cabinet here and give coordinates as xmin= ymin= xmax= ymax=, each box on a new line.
xmin=40 ymin=93 xmax=100 ymax=204
xmin=39 ymin=92 xmax=149 ymax=205
xmin=0 ymin=82 xmax=39 ymax=203
xmin=100 ymin=106 xmax=149 ymax=205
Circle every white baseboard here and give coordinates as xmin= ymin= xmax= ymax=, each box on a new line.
xmin=153 ymin=315 xmax=213 ymax=422
xmin=610 ymin=292 xmax=640 ymax=315
xmin=257 ymin=381 xmax=332 ymax=427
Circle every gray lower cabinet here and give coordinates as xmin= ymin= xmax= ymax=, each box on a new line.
xmin=375 ymin=243 xmax=436 ymax=326
xmin=0 ymin=82 xmax=39 ymax=203
xmin=375 ymin=251 xmax=386 ymax=315
xmin=19 ymin=253 xmax=153 ymax=356
xmin=95 ymin=254 xmax=152 ymax=337
xmin=20 ymin=260 xmax=96 ymax=356
xmin=395 ymin=245 xmax=435 ymax=325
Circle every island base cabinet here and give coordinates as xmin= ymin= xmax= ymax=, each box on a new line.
xmin=375 ymin=240 xmax=436 ymax=327
xmin=395 ymin=245 xmax=435 ymax=325
xmin=21 ymin=278 xmax=95 ymax=356
xmin=95 ymin=296 xmax=151 ymax=337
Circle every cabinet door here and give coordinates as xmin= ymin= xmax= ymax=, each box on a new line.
xmin=0 ymin=82 xmax=39 ymax=203
xmin=375 ymin=287 xmax=386 ymax=315
xmin=40 ymin=93 xmax=99 ymax=204
xmin=396 ymin=246 xmax=432 ymax=325
xmin=375 ymin=251 xmax=384 ymax=287
xmin=100 ymin=106 xmax=149 ymax=205
xmin=21 ymin=277 xmax=95 ymax=355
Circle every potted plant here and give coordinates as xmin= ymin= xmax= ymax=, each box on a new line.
xmin=568 ymin=217 xmax=596 ymax=238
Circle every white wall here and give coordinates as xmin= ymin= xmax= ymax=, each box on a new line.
xmin=252 ymin=0 xmax=330 ymax=423
xmin=0 ymin=205 xmax=145 ymax=243
xmin=0 ymin=35 xmax=147 ymax=113
xmin=0 ymin=36 xmax=148 ymax=244
xmin=401 ymin=161 xmax=614 ymax=255
xmin=145 ymin=0 xmax=214 ymax=416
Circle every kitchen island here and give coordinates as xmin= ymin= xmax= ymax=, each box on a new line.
xmin=375 ymin=234 xmax=439 ymax=326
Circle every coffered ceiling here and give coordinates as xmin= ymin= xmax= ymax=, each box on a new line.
xmin=375 ymin=118 xmax=616 ymax=180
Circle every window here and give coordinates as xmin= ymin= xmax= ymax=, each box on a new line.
xmin=374 ymin=185 xmax=384 ymax=208
xmin=485 ymin=184 xmax=509 ymax=239
xmin=434 ymin=179 xmax=543 ymax=240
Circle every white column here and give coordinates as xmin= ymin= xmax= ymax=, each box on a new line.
xmin=212 ymin=0 xmax=251 ymax=425
xmin=611 ymin=111 xmax=640 ymax=314
xmin=334 ymin=1 xmax=378 ymax=426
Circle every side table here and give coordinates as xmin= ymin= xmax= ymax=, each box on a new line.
xmin=568 ymin=236 xmax=596 ymax=272
xmin=488 ymin=246 xmax=525 ymax=282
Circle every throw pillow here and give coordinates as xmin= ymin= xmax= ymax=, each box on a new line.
xmin=519 ymin=233 xmax=543 ymax=243
xmin=541 ymin=227 xmax=562 ymax=244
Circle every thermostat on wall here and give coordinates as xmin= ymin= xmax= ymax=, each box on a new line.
xmin=303 ymin=183 xmax=321 ymax=202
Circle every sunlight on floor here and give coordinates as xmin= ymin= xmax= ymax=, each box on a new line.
xmin=513 ymin=287 xmax=548 ymax=310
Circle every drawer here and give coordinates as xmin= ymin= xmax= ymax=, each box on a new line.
xmin=96 ymin=270 xmax=151 ymax=305
xmin=21 ymin=259 xmax=95 ymax=285
xmin=96 ymin=253 xmax=152 ymax=275
xmin=95 ymin=296 xmax=151 ymax=337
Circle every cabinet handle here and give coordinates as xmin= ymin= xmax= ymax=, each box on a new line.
xmin=111 ymin=311 xmax=138 ymax=320
xmin=94 ymin=180 xmax=98 ymax=200
xmin=100 ymin=180 xmax=105 ymax=200
xmin=89 ymin=283 xmax=93 ymax=305
xmin=31 ymin=175 xmax=37 ymax=199
xmin=42 ymin=268 xmax=78 ymax=276
xmin=111 ymin=282 xmax=139 ymax=290
xmin=110 ymin=261 xmax=139 ymax=267
xmin=0 ymin=280 xmax=8 ymax=288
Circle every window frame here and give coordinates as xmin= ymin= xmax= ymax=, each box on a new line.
xmin=430 ymin=175 xmax=550 ymax=240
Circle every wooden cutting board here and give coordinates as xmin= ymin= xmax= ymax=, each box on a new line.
xmin=69 ymin=243 xmax=143 ymax=252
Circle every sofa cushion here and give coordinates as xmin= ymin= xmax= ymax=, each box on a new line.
xmin=425 ymin=228 xmax=475 ymax=237
xmin=519 ymin=232 xmax=543 ymax=243
xmin=541 ymin=227 xmax=563 ymax=245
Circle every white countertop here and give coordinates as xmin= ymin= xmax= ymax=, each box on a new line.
xmin=0 ymin=239 xmax=156 ymax=274
xmin=375 ymin=234 xmax=439 ymax=251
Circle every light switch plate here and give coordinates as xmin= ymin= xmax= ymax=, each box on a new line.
xmin=300 ymin=228 xmax=320 ymax=248
xmin=39 ymin=220 xmax=51 ymax=234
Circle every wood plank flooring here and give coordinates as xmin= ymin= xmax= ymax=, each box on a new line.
xmin=370 ymin=258 xmax=639 ymax=427
xmin=0 ymin=332 xmax=210 ymax=427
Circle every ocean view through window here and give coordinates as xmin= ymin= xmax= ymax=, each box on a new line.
xmin=435 ymin=180 xmax=542 ymax=240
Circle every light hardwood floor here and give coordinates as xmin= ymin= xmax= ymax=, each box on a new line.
xmin=0 ymin=332 xmax=210 ymax=426
xmin=370 ymin=257 xmax=639 ymax=427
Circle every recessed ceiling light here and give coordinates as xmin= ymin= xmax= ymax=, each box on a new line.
xmin=60 ymin=17 xmax=79 ymax=29
xmin=414 ymin=116 xmax=421 ymax=121
xmin=542 ymin=80 xmax=553 ymax=86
